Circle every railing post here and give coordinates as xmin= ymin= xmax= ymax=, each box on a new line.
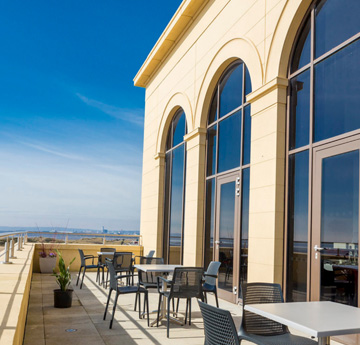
xmin=103 ymin=235 xmax=106 ymax=245
xmin=25 ymin=233 xmax=28 ymax=243
xmin=1 ymin=237 xmax=12 ymax=264
xmin=22 ymin=235 xmax=25 ymax=247
xmin=65 ymin=234 xmax=68 ymax=244
xmin=10 ymin=236 xmax=16 ymax=259
xmin=18 ymin=236 xmax=22 ymax=251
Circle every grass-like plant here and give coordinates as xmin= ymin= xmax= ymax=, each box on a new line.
xmin=52 ymin=250 xmax=75 ymax=291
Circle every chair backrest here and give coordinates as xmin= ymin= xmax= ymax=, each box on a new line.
xmin=106 ymin=260 xmax=119 ymax=290
xmin=170 ymin=267 xmax=204 ymax=298
xmin=204 ymin=261 xmax=221 ymax=286
xmin=113 ymin=252 xmax=133 ymax=271
xmin=99 ymin=248 xmax=116 ymax=264
xmin=78 ymin=249 xmax=86 ymax=266
xmin=240 ymin=282 xmax=288 ymax=336
xmin=198 ymin=300 xmax=240 ymax=345
xmin=138 ymin=257 xmax=164 ymax=284
xmin=146 ymin=250 xmax=155 ymax=258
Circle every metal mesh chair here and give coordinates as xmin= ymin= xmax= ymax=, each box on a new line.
xmin=76 ymin=249 xmax=98 ymax=289
xmin=134 ymin=256 xmax=164 ymax=313
xmin=198 ymin=300 xmax=240 ymax=345
xmin=157 ymin=267 xmax=204 ymax=338
xmin=202 ymin=261 xmax=221 ymax=307
xmin=239 ymin=283 xmax=317 ymax=345
xmin=105 ymin=252 xmax=134 ymax=288
xmin=97 ymin=247 xmax=116 ymax=286
xmin=103 ymin=260 xmax=149 ymax=329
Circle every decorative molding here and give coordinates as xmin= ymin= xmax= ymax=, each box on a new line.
xmin=247 ymin=77 xmax=288 ymax=104
xmin=154 ymin=152 xmax=166 ymax=160
xmin=184 ymin=127 xmax=207 ymax=142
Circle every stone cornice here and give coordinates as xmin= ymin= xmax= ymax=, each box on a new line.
xmin=247 ymin=77 xmax=289 ymax=104
xmin=184 ymin=127 xmax=207 ymax=142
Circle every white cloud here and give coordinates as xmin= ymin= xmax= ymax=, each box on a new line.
xmin=76 ymin=93 xmax=144 ymax=126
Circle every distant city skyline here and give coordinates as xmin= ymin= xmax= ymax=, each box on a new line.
xmin=0 ymin=1 xmax=182 ymax=230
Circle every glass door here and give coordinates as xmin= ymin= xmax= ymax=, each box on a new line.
xmin=311 ymin=139 xmax=360 ymax=307
xmin=215 ymin=171 xmax=240 ymax=303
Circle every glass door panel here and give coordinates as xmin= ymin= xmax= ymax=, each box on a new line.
xmin=215 ymin=172 xmax=240 ymax=303
xmin=312 ymin=140 xmax=360 ymax=308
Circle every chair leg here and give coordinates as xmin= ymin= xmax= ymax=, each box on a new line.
xmin=104 ymin=288 xmax=112 ymax=320
xmin=142 ymin=291 xmax=146 ymax=318
xmin=167 ymin=297 xmax=171 ymax=338
xmin=80 ymin=267 xmax=86 ymax=289
xmin=134 ymin=291 xmax=138 ymax=312
xmin=185 ymin=299 xmax=188 ymax=325
xmin=76 ymin=266 xmax=82 ymax=286
xmin=138 ymin=293 xmax=142 ymax=319
xmin=145 ymin=292 xmax=149 ymax=327
xmin=176 ymin=298 xmax=180 ymax=314
xmin=110 ymin=292 xmax=119 ymax=329
xmin=214 ymin=289 xmax=219 ymax=308
xmin=188 ymin=298 xmax=192 ymax=326
xmin=156 ymin=293 xmax=162 ymax=327
xmin=101 ymin=267 xmax=105 ymax=286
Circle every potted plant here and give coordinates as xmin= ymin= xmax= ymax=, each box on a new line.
xmin=39 ymin=236 xmax=58 ymax=273
xmin=52 ymin=250 xmax=75 ymax=308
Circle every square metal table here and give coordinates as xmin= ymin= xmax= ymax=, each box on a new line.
xmin=134 ymin=264 xmax=182 ymax=326
xmin=244 ymin=301 xmax=360 ymax=345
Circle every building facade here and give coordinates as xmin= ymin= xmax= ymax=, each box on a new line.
xmin=134 ymin=0 xmax=360 ymax=321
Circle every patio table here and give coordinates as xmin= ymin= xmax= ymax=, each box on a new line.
xmin=134 ymin=264 xmax=182 ymax=326
xmin=244 ymin=301 xmax=360 ymax=345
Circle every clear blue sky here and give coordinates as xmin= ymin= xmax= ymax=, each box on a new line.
xmin=0 ymin=1 xmax=182 ymax=230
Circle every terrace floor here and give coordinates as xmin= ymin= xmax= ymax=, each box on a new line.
xmin=23 ymin=272 xmax=339 ymax=345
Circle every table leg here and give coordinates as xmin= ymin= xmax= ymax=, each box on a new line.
xmin=318 ymin=336 xmax=330 ymax=345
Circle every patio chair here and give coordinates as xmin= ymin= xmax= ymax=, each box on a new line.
xmin=156 ymin=267 xmax=204 ymax=338
xmin=105 ymin=252 xmax=134 ymax=288
xmin=134 ymin=256 xmax=164 ymax=314
xmin=198 ymin=300 xmax=240 ymax=345
xmin=103 ymin=260 xmax=149 ymax=328
xmin=239 ymin=282 xmax=317 ymax=345
xmin=202 ymin=261 xmax=221 ymax=307
xmin=96 ymin=247 xmax=116 ymax=286
xmin=76 ymin=249 xmax=98 ymax=289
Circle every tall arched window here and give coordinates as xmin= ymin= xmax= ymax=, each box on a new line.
xmin=163 ymin=109 xmax=187 ymax=264
xmin=204 ymin=60 xmax=252 ymax=302
xmin=286 ymin=0 xmax=360 ymax=305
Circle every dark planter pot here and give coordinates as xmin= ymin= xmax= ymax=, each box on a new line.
xmin=54 ymin=289 xmax=73 ymax=308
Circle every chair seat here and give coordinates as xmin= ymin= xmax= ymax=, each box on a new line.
xmin=139 ymin=282 xmax=157 ymax=289
xmin=203 ymin=282 xmax=216 ymax=292
xmin=117 ymin=286 xmax=147 ymax=294
xmin=238 ymin=330 xmax=317 ymax=345
xmin=85 ymin=264 xmax=98 ymax=269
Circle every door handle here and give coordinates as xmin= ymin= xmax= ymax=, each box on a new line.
xmin=314 ymin=245 xmax=325 ymax=252
xmin=214 ymin=241 xmax=220 ymax=244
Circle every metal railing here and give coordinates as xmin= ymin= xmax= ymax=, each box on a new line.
xmin=0 ymin=231 xmax=141 ymax=264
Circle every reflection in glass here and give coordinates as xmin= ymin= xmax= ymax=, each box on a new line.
xmin=314 ymin=40 xmax=360 ymax=142
xmin=286 ymin=150 xmax=309 ymax=302
xmin=168 ymin=145 xmax=185 ymax=264
xmin=218 ymin=111 xmax=241 ymax=173
xmin=240 ymin=168 xmax=250 ymax=283
xmin=207 ymin=125 xmax=217 ymax=176
xmin=218 ymin=182 xmax=235 ymax=292
xmin=289 ymin=69 xmax=310 ymax=150
xmin=243 ymin=105 xmax=251 ymax=165
xmin=291 ymin=17 xmax=311 ymax=73
xmin=172 ymin=111 xmax=186 ymax=147
xmin=219 ymin=63 xmax=243 ymax=117
xmin=245 ymin=66 xmax=252 ymax=96
xmin=315 ymin=0 xmax=360 ymax=58
xmin=208 ymin=90 xmax=218 ymax=125
xmin=320 ymin=150 xmax=359 ymax=306
xmin=204 ymin=179 xmax=215 ymax=268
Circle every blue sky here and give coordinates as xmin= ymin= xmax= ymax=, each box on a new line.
xmin=0 ymin=1 xmax=182 ymax=230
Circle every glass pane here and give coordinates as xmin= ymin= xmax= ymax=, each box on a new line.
xmin=169 ymin=145 xmax=185 ymax=264
xmin=320 ymin=150 xmax=359 ymax=307
xmin=245 ymin=65 xmax=252 ymax=96
xmin=314 ymin=40 xmax=360 ymax=142
xmin=315 ymin=0 xmax=360 ymax=58
xmin=208 ymin=89 xmax=218 ymax=125
xmin=291 ymin=17 xmax=311 ymax=73
xmin=290 ymin=69 xmax=310 ymax=149
xmin=219 ymin=63 xmax=243 ymax=117
xmin=218 ymin=111 xmax=241 ymax=173
xmin=172 ymin=111 xmax=186 ymax=147
xmin=286 ymin=150 xmax=309 ymax=302
xmin=204 ymin=178 xmax=215 ymax=268
xmin=218 ymin=181 xmax=235 ymax=293
xmin=240 ymin=168 xmax=250 ymax=284
xmin=243 ymin=105 xmax=251 ymax=165
xmin=207 ymin=125 xmax=217 ymax=176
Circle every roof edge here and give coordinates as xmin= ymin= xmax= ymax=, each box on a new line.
xmin=133 ymin=0 xmax=208 ymax=88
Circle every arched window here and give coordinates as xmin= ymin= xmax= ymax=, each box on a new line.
xmin=286 ymin=0 xmax=360 ymax=304
xmin=163 ymin=109 xmax=187 ymax=264
xmin=204 ymin=60 xmax=252 ymax=300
